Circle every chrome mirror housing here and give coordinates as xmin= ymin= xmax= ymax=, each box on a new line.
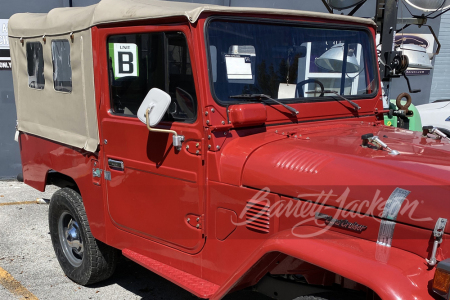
xmin=137 ymin=88 xmax=171 ymax=127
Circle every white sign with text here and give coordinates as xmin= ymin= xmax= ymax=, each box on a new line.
xmin=113 ymin=43 xmax=138 ymax=78
xmin=0 ymin=19 xmax=11 ymax=70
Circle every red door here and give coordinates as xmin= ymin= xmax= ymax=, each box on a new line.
xmin=98 ymin=25 xmax=205 ymax=253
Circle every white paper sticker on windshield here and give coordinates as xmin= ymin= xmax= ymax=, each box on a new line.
xmin=112 ymin=43 xmax=138 ymax=78
xmin=225 ymin=55 xmax=252 ymax=80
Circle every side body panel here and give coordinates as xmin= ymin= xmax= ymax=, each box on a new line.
xmin=18 ymin=132 xmax=438 ymax=300
xmin=18 ymin=133 xmax=107 ymax=242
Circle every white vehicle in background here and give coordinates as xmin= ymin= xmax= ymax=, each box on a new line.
xmin=416 ymin=100 xmax=450 ymax=136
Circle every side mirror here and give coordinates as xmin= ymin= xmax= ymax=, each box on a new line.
xmin=137 ymin=88 xmax=171 ymax=127
xmin=137 ymin=88 xmax=184 ymax=150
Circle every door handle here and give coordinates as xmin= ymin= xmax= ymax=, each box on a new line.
xmin=108 ymin=159 xmax=124 ymax=171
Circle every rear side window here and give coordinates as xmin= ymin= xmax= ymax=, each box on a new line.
xmin=107 ymin=31 xmax=197 ymax=123
xmin=52 ymin=40 xmax=72 ymax=92
xmin=26 ymin=42 xmax=44 ymax=89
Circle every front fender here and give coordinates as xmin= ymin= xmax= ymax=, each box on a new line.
xmin=214 ymin=227 xmax=434 ymax=300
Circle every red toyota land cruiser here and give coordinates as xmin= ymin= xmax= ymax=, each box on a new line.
xmin=9 ymin=0 xmax=450 ymax=299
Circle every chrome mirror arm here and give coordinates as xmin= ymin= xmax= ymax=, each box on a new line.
xmin=146 ymin=108 xmax=184 ymax=151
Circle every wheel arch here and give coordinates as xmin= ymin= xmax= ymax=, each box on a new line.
xmin=44 ymin=168 xmax=107 ymax=243
xmin=212 ymin=229 xmax=435 ymax=300
xmin=46 ymin=170 xmax=80 ymax=193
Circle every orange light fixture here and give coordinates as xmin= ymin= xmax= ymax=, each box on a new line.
xmin=433 ymin=268 xmax=450 ymax=294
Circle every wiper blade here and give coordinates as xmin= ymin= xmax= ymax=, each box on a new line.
xmin=229 ymin=94 xmax=299 ymax=116
xmin=323 ymin=90 xmax=361 ymax=111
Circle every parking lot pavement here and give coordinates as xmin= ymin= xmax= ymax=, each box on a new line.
xmin=0 ymin=181 xmax=271 ymax=300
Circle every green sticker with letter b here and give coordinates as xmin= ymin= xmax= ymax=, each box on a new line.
xmin=108 ymin=43 xmax=139 ymax=79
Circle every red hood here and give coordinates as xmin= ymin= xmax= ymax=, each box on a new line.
xmin=221 ymin=121 xmax=450 ymax=232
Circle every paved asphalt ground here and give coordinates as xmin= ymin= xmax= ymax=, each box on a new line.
xmin=0 ymin=180 xmax=271 ymax=300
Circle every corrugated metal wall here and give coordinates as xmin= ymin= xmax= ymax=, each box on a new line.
xmin=430 ymin=12 xmax=450 ymax=102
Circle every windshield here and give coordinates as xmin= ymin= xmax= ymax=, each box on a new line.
xmin=206 ymin=19 xmax=377 ymax=104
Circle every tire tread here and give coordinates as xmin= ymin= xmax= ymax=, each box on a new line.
xmin=49 ymin=188 xmax=118 ymax=285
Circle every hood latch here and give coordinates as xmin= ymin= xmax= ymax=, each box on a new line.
xmin=427 ymin=218 xmax=447 ymax=267
xmin=361 ymin=133 xmax=400 ymax=156
xmin=423 ymin=126 xmax=450 ymax=141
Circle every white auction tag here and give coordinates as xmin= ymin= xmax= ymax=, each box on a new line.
xmin=225 ymin=55 xmax=252 ymax=80
xmin=278 ymin=83 xmax=296 ymax=99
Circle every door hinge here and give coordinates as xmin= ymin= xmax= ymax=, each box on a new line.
xmin=186 ymin=214 xmax=206 ymax=237
xmin=93 ymin=168 xmax=102 ymax=178
xmin=93 ymin=168 xmax=111 ymax=181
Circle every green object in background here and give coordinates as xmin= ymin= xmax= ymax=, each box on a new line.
xmin=384 ymin=99 xmax=422 ymax=132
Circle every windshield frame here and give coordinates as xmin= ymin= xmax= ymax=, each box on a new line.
xmin=204 ymin=16 xmax=379 ymax=107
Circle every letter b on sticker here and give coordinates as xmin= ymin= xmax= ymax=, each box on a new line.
xmin=118 ymin=52 xmax=134 ymax=74
xmin=113 ymin=43 xmax=138 ymax=78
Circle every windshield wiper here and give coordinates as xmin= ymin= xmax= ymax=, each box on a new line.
xmin=229 ymin=94 xmax=299 ymax=116
xmin=323 ymin=90 xmax=361 ymax=111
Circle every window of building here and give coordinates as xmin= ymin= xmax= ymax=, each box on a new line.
xmin=52 ymin=40 xmax=72 ymax=93
xmin=107 ymin=31 xmax=197 ymax=123
xmin=26 ymin=42 xmax=45 ymax=89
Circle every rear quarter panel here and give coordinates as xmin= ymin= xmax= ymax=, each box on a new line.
xmin=19 ymin=132 xmax=107 ymax=242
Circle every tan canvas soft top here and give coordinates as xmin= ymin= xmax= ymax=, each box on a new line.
xmin=9 ymin=0 xmax=375 ymax=38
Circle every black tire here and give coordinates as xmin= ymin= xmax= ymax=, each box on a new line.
xmin=49 ymin=188 xmax=119 ymax=285
xmin=16 ymin=173 xmax=23 ymax=182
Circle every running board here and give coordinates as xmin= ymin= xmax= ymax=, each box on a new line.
xmin=122 ymin=249 xmax=220 ymax=299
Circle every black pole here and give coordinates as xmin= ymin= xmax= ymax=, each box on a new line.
xmin=69 ymin=0 xmax=73 ymax=7
xmin=378 ymin=0 xmax=399 ymax=81
xmin=321 ymin=0 xmax=333 ymax=13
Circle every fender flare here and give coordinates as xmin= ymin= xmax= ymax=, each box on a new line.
xmin=213 ymin=227 xmax=434 ymax=300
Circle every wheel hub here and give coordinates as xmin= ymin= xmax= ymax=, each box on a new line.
xmin=58 ymin=212 xmax=84 ymax=267
xmin=65 ymin=219 xmax=84 ymax=256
